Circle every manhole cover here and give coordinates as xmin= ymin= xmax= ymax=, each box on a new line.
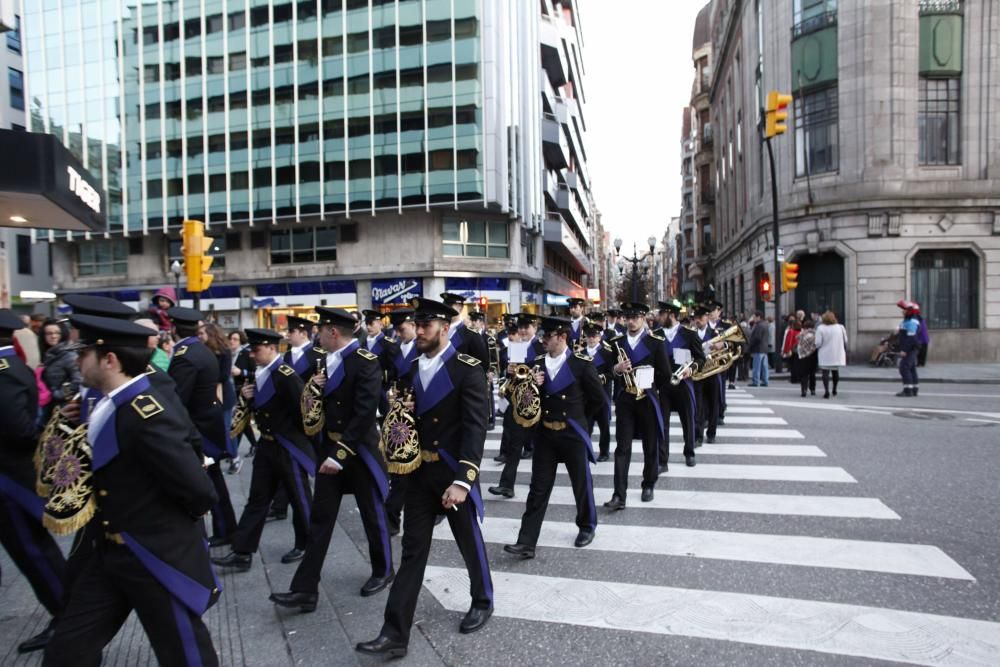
xmin=893 ymin=410 xmax=955 ymax=421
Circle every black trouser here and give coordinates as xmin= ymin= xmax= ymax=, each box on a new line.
xmin=497 ymin=409 xmax=536 ymax=490
xmin=43 ymin=542 xmax=217 ymax=667
xmin=385 ymin=474 xmax=407 ymax=530
xmin=0 ymin=484 xmax=68 ymax=617
xmin=695 ymin=378 xmax=720 ymax=440
xmin=900 ymin=351 xmax=919 ymax=387
xmin=270 ymin=485 xmax=290 ymax=514
xmin=232 ymin=439 xmax=312 ymax=553
xmin=592 ymin=407 xmax=611 ymax=459
xmin=517 ymin=428 xmax=596 ymax=546
xmin=289 ymin=456 xmax=392 ymax=594
xmin=917 ymin=344 xmax=928 ymax=367
xmin=717 ymin=373 xmax=727 ymax=418
xmin=798 ymin=354 xmax=817 ymax=394
xmin=206 ymin=462 xmax=237 ymax=539
xmin=612 ymin=393 xmax=661 ymax=499
xmin=380 ymin=460 xmax=492 ymax=645
xmin=660 ymin=378 xmax=697 ymax=461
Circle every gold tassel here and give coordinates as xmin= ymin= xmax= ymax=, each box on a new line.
xmin=43 ymin=497 xmax=97 ymax=536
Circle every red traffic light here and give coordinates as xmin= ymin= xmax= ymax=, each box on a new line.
xmin=760 ymin=272 xmax=773 ymax=301
xmin=478 ymin=296 xmax=488 ymax=309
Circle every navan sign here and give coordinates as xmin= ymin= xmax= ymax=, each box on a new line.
xmin=0 ymin=130 xmax=106 ymax=232
xmin=371 ymin=278 xmax=423 ymax=305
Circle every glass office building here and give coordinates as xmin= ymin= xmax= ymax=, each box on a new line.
xmin=23 ymin=0 xmax=595 ymax=323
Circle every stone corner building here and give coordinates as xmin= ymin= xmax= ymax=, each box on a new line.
xmin=698 ymin=0 xmax=999 ymax=361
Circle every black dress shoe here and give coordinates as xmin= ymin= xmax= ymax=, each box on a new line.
xmin=212 ymin=551 xmax=252 ymax=571
xmin=488 ymin=486 xmax=514 ymax=498
xmin=17 ymin=624 xmax=54 ymax=653
xmin=459 ymin=605 xmax=493 ymax=634
xmin=493 ymin=454 xmax=507 ymax=464
xmin=208 ymin=535 xmax=231 ymax=548
xmin=503 ymin=543 xmax=535 ymax=559
xmin=281 ymin=547 xmax=306 ymax=564
xmin=603 ymin=496 xmax=625 ymax=511
xmin=685 ymin=455 xmax=696 ymax=467
xmin=597 ymin=452 xmax=609 ymax=462
xmin=265 ymin=509 xmax=287 ymax=522
xmin=388 ymin=518 xmax=401 ymax=537
xmin=360 ymin=571 xmax=395 ymax=597
xmin=706 ymin=434 xmax=716 ymax=444
xmin=269 ymin=591 xmax=318 ymax=612
xmin=641 ymin=487 xmax=654 ymax=502
xmin=355 ymin=635 xmax=407 ymax=658
xmin=574 ymin=531 xmax=594 ymax=548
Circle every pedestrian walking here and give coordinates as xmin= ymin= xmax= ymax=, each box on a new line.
xmin=766 ymin=316 xmax=776 ymax=370
xmin=895 ymin=301 xmax=921 ymax=397
xmin=814 ymin=311 xmax=847 ymax=399
xmin=38 ymin=318 xmax=82 ymax=424
xmin=796 ymin=319 xmax=818 ymax=396
xmin=748 ymin=312 xmax=770 ymax=387
xmin=916 ymin=312 xmax=930 ymax=367
xmin=781 ymin=316 xmax=801 ymax=385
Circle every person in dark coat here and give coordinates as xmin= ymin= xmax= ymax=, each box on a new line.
xmin=440 ymin=293 xmax=490 ymax=366
xmin=269 ymin=307 xmax=394 ymax=612
xmin=0 ymin=310 xmax=69 ymax=655
xmin=168 ymin=307 xmax=238 ymax=547
xmin=212 ymin=329 xmax=317 ymax=570
xmin=43 ymin=313 xmax=219 ymax=667
xmin=38 ymin=318 xmax=82 ymax=424
xmin=356 ymin=298 xmax=493 ymax=659
xmin=582 ymin=322 xmax=615 ymax=461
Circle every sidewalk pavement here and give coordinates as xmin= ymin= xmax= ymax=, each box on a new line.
xmin=0 ymin=447 xmax=449 ymax=667
xmin=768 ymin=362 xmax=1000 ymax=385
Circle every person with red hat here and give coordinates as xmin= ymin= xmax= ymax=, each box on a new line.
xmin=895 ymin=300 xmax=921 ymax=397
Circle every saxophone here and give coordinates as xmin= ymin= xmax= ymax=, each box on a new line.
xmin=302 ymin=358 xmax=326 ymax=436
xmin=230 ymin=369 xmax=254 ymax=440
xmin=379 ymin=383 xmax=421 ymax=474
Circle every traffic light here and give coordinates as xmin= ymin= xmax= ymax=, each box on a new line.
xmin=181 ymin=219 xmax=214 ymax=293
xmin=781 ymin=261 xmax=799 ymax=291
xmin=478 ymin=296 xmax=488 ymax=311
xmin=765 ymin=91 xmax=793 ymax=139
xmin=759 ymin=272 xmax=773 ymax=301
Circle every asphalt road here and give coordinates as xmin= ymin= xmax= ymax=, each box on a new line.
xmin=2 ymin=379 xmax=999 ymax=665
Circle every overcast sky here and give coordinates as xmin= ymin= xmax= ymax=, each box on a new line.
xmin=579 ymin=0 xmax=706 ymax=250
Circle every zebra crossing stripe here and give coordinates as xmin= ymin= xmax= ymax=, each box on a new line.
xmin=442 ymin=517 xmax=971 ymax=579
xmin=482 ymin=442 xmax=826 ymax=457
xmin=486 ymin=485 xmax=899 ymax=519
xmin=479 ymin=462 xmax=856 ymax=482
xmin=486 ymin=426 xmax=805 ymax=439
xmin=422 ymin=567 xmax=998 ymax=666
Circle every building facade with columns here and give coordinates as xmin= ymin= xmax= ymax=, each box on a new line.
xmin=705 ymin=0 xmax=999 ymax=361
xmin=22 ymin=0 xmax=595 ymax=329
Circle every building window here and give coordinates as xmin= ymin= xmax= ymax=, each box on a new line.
xmin=270 ymin=225 xmax=337 ymax=265
xmin=918 ymin=77 xmax=960 ymax=165
xmin=8 ymin=68 xmax=24 ymax=111
xmin=794 ymin=85 xmax=839 ymax=176
xmin=78 ymin=240 xmax=128 ymax=276
xmin=167 ymin=236 xmax=227 ymax=271
xmin=442 ymin=219 xmax=509 ymax=258
xmin=16 ymin=235 xmax=31 ymax=275
xmin=524 ymin=233 xmax=537 ymax=267
xmin=911 ymin=249 xmax=977 ymax=329
xmin=793 ymin=0 xmax=838 ymax=36
xmin=6 ymin=15 xmax=21 ymax=54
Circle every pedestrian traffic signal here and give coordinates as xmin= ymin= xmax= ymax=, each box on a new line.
xmin=181 ymin=219 xmax=214 ymax=293
xmin=781 ymin=261 xmax=799 ymax=291
xmin=478 ymin=296 xmax=488 ymax=310
xmin=759 ymin=272 xmax=773 ymax=301
xmin=765 ymin=91 xmax=793 ymax=139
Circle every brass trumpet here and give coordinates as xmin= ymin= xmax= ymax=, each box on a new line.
xmin=613 ymin=341 xmax=645 ymax=400
xmin=302 ymin=358 xmax=326 ymax=436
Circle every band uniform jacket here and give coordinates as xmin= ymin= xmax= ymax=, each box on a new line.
xmin=145 ymin=363 xmax=206 ymax=459
xmin=362 ymin=332 xmax=401 ymax=387
xmin=608 ymin=330 xmax=673 ymax=394
xmin=169 ymin=337 xmax=229 ymax=458
xmin=654 ymin=326 xmax=708 ymax=372
xmin=284 ymin=343 xmax=326 ymax=383
xmin=499 ymin=338 xmax=545 ymax=375
xmin=0 ymin=347 xmax=38 ymax=479
xmin=320 ymin=341 xmax=388 ymax=498
xmin=254 ymin=361 xmax=316 ymax=470
xmin=450 ymin=322 xmax=490 ymax=367
xmin=399 ymin=347 xmax=489 ymax=508
xmin=88 ymin=375 xmax=220 ymax=614
xmin=540 ymin=351 xmax=606 ymax=460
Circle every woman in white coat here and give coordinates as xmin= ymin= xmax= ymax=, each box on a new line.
xmin=814 ymin=310 xmax=847 ymax=398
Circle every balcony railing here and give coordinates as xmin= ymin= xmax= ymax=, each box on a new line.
xmin=791 ymin=10 xmax=837 ymax=39
xmin=700 ymin=188 xmax=715 ymax=205
xmin=919 ymin=0 xmax=962 ymax=15
xmin=702 ymin=123 xmax=713 ymax=146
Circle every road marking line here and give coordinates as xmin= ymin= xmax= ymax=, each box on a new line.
xmin=480 ymin=462 xmax=856 ymax=482
xmin=485 ymin=485 xmax=898 ymax=519
xmin=422 ymin=568 xmax=997 ymax=665
xmin=483 ymin=442 xmax=825 ymax=457
xmin=487 ymin=427 xmax=804 ymax=439
xmin=439 ymin=518 xmax=971 ymax=579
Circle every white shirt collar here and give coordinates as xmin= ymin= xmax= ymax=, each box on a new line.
xmin=290 ymin=341 xmax=310 ymax=363
xmin=255 ymin=355 xmax=281 ymax=390
xmin=586 ymin=343 xmax=600 ymax=357
xmin=663 ymin=324 xmax=680 ymax=342
xmin=545 ymin=349 xmax=570 ymax=380
xmin=399 ymin=338 xmax=415 ymax=357
xmin=448 ymin=320 xmax=461 ymax=339
xmin=87 ymin=374 xmax=147 ymax=447
xmin=627 ymin=329 xmax=645 ymax=349
xmin=418 ymin=343 xmax=453 ymax=390
xmin=326 ymin=339 xmax=354 ymax=376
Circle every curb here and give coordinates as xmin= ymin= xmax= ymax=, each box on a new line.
xmin=764 ymin=372 xmax=1000 ymax=386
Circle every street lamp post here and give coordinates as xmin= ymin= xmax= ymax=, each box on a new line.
xmin=170 ymin=260 xmax=182 ymax=300
xmin=614 ymin=236 xmax=657 ymax=304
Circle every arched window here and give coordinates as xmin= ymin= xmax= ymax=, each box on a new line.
xmin=911 ymin=249 xmax=978 ymax=329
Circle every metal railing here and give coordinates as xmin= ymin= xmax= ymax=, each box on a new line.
xmin=791 ymin=10 xmax=838 ymax=39
xmin=919 ymin=0 xmax=962 ymax=15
